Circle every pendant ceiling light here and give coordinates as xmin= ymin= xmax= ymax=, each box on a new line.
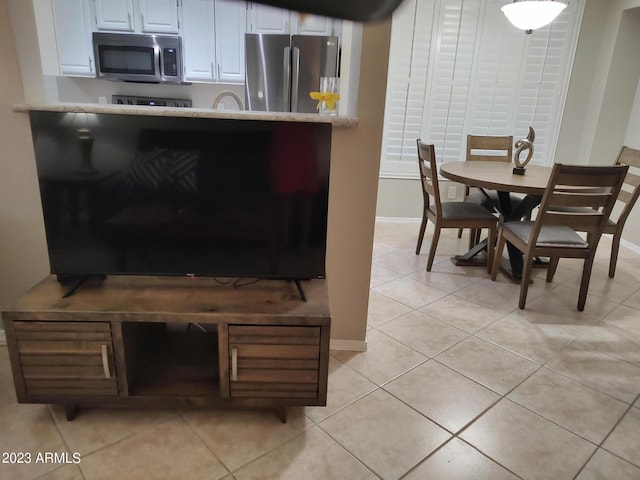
xmin=502 ymin=0 xmax=568 ymax=34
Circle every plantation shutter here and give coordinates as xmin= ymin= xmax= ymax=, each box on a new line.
xmin=464 ymin=0 xmax=526 ymax=139
xmin=380 ymin=0 xmax=584 ymax=178
xmin=511 ymin=4 xmax=577 ymax=165
xmin=422 ymin=0 xmax=482 ymax=164
xmin=379 ymin=0 xmax=435 ymax=178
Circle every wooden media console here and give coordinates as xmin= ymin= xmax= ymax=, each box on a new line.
xmin=2 ymin=275 xmax=331 ymax=422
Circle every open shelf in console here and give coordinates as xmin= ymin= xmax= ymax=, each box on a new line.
xmin=122 ymin=322 xmax=219 ymax=397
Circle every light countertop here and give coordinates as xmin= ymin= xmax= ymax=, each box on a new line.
xmin=13 ymin=103 xmax=358 ymax=128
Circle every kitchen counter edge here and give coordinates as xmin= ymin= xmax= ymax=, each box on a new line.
xmin=13 ymin=103 xmax=359 ymax=127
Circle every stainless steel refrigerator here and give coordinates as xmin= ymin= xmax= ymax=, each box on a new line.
xmin=245 ymin=34 xmax=339 ymax=113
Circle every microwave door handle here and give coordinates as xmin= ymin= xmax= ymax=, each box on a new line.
xmin=283 ymin=46 xmax=291 ymax=111
xmin=155 ymin=45 xmax=161 ymax=79
xmin=291 ymin=47 xmax=300 ymax=113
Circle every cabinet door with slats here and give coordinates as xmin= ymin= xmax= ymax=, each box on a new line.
xmin=14 ymin=321 xmax=118 ymax=397
xmin=228 ymin=325 xmax=320 ymax=399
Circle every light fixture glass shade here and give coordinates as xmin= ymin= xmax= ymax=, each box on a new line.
xmin=501 ymin=1 xmax=568 ymax=32
xmin=61 ymin=112 xmax=100 ymax=135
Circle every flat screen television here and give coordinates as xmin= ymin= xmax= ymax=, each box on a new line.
xmin=29 ymin=111 xmax=331 ymax=287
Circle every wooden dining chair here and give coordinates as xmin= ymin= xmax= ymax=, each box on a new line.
xmin=602 ymin=147 xmax=640 ymax=277
xmin=415 ymin=140 xmax=498 ymax=272
xmin=459 ymin=135 xmax=526 ymax=241
xmin=466 ymin=134 xmax=513 ymax=163
xmin=464 ymin=135 xmax=513 ymax=206
xmin=490 ymin=163 xmax=628 ymax=311
xmin=552 ymin=147 xmax=640 ymax=278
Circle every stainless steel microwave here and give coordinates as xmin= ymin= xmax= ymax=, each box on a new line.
xmin=93 ymin=32 xmax=183 ymax=84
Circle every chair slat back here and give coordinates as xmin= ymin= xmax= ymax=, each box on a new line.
xmin=466 ymin=135 xmax=513 ymax=163
xmin=613 ymin=146 xmax=640 ymax=227
xmin=618 ymin=169 xmax=640 ymax=205
xmin=548 ymin=191 xmax=615 ymax=209
xmin=417 ymin=140 xmax=442 ymax=216
xmin=530 ymin=164 xmax=628 ymax=244
xmin=617 ymin=146 xmax=640 ymax=168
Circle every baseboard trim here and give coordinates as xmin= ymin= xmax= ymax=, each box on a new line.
xmin=621 ymin=238 xmax=640 ymax=255
xmin=330 ymin=339 xmax=367 ymax=352
xmin=0 ymin=330 xmax=5 ymax=346
xmin=375 ymin=219 xmax=640 ymax=253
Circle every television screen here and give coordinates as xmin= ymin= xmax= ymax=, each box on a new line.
xmin=29 ymin=111 xmax=330 ymax=281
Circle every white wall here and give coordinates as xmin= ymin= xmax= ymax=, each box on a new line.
xmin=375 ymin=177 xmax=465 ymax=219
xmin=375 ymin=178 xmax=422 ymax=219
xmin=0 ymin=0 xmax=50 ymax=314
xmin=555 ymin=0 xmax=609 ymax=165
xmin=8 ymin=0 xmax=48 ymax=102
xmin=624 ymin=77 xmax=640 ymax=147
xmin=587 ymin=6 xmax=640 ymax=165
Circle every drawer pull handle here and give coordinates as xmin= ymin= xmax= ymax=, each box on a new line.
xmin=101 ymin=344 xmax=111 ymax=379
xmin=231 ymin=347 xmax=238 ymax=382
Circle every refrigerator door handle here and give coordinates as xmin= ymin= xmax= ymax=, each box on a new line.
xmin=283 ymin=46 xmax=291 ymax=112
xmin=291 ymin=47 xmax=300 ymax=113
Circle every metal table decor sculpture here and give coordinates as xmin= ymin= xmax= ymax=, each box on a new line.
xmin=513 ymin=126 xmax=535 ymax=175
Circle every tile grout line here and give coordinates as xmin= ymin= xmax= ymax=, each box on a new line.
xmin=400 ymin=435 xmax=527 ymax=480
xmin=314 ymin=426 xmax=384 ymax=480
xmin=314 ymin=418 xmax=386 ymax=480
xmin=57 ymin=410 xmax=182 ymax=466
xmin=571 ymin=397 xmax=640 ymax=479
xmin=175 ymin=408 xmax=234 ymax=477
xmin=43 ymin=405 xmax=88 ymax=480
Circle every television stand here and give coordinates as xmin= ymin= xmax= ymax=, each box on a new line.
xmin=2 ymin=275 xmax=331 ymax=422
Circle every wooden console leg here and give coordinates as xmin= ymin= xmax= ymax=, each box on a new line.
xmin=66 ymin=404 xmax=78 ymax=421
xmin=276 ymin=407 xmax=287 ymax=424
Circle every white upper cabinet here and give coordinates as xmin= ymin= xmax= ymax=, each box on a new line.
xmin=214 ymin=0 xmax=245 ymax=81
xmin=93 ymin=0 xmax=135 ymax=31
xmin=291 ymin=13 xmax=334 ymax=36
xmin=139 ymin=0 xmax=179 ymax=33
xmin=182 ymin=0 xmax=245 ymax=83
xmin=181 ymin=0 xmax=215 ymax=81
xmin=52 ymin=0 xmax=95 ymax=76
xmin=247 ymin=3 xmax=289 ymax=34
xmin=92 ymin=0 xmax=179 ymax=33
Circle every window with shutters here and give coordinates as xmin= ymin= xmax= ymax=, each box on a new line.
xmin=380 ymin=0 xmax=584 ymax=179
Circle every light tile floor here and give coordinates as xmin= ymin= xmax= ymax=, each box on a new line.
xmin=1 ymin=219 xmax=640 ymax=479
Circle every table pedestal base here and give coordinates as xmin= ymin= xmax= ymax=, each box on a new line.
xmin=450 ymin=251 xmax=548 ymax=284
xmin=452 ymin=239 xmax=488 ymax=266
xmin=450 ymin=256 xmax=487 ymax=268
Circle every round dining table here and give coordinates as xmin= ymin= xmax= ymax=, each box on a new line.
xmin=439 ymin=161 xmax=553 ymax=195
xmin=439 ymin=161 xmax=554 ymax=279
